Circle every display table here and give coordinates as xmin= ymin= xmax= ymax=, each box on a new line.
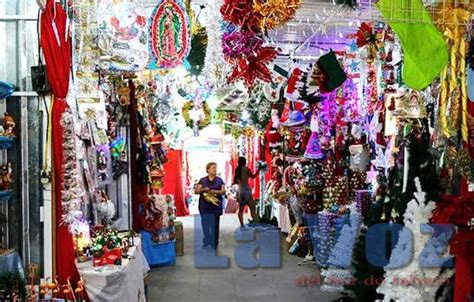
xmin=76 ymin=238 xmax=148 ymax=302
xmin=0 ymin=250 xmax=24 ymax=278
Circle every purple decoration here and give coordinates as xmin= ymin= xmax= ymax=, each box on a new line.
xmin=355 ymin=189 xmax=371 ymax=216
xmin=222 ymin=30 xmax=264 ymax=59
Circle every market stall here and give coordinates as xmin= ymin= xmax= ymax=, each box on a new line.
xmin=1 ymin=0 xmax=472 ymax=300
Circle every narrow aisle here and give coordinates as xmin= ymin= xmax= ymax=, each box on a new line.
xmin=147 ymin=214 xmax=339 ymax=302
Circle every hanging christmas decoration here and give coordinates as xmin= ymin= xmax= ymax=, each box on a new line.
xmin=201 ymin=0 xmax=229 ymax=86
xmin=377 ymin=0 xmax=449 ymax=90
xmin=96 ymin=1 xmax=149 ymax=71
xmin=244 ymin=85 xmax=273 ymax=130
xmin=226 ymin=46 xmax=278 ymax=89
xmin=181 ymin=84 xmax=213 ymax=135
xmin=60 ymin=110 xmax=85 ymax=228
xmin=187 ymin=25 xmax=208 ymax=76
xmin=222 ymin=30 xmax=263 ymax=60
xmin=434 ymin=6 xmax=471 ymax=141
xmin=182 ymin=101 xmax=212 ymax=133
xmin=149 ymin=0 xmax=191 ymax=69
xmin=220 ymin=0 xmax=262 ymax=33
xmin=355 ymin=22 xmax=383 ymax=64
xmin=252 ymin=0 xmax=301 ymax=31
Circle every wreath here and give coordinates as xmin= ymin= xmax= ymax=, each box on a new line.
xmin=182 ymin=101 xmax=211 ymax=129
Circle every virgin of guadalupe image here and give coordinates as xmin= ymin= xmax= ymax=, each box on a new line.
xmin=159 ymin=6 xmax=183 ymax=58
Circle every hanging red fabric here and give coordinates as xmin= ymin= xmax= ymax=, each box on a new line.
xmin=41 ymin=0 xmax=83 ymax=293
xmin=161 ymin=149 xmax=189 ymax=216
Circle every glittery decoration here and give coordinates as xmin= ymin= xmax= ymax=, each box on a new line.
xmin=252 ymin=0 xmax=301 ymax=31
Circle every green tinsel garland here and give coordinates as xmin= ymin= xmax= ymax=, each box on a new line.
xmin=187 ymin=26 xmax=208 ymax=76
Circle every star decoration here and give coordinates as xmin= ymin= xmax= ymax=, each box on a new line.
xmin=227 ymin=46 xmax=278 ymax=89
xmin=348 ymin=40 xmax=358 ymax=52
xmin=349 ymin=60 xmax=360 ymax=73
xmin=366 ymin=165 xmax=378 ymax=184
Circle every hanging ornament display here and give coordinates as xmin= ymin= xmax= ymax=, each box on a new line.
xmin=182 ymin=101 xmax=211 ymax=134
xmin=219 ymin=0 xmax=286 ymax=90
xmin=220 ymin=0 xmax=262 ymax=33
xmin=226 ymin=45 xmax=278 ymax=89
xmin=187 ymin=25 xmax=208 ymax=76
xmin=201 ymin=0 xmax=229 ymax=87
xmin=222 ymin=30 xmax=263 ymax=60
xmin=245 ymin=85 xmax=273 ymax=130
xmin=433 ymin=6 xmax=471 ymax=141
xmin=252 ymin=0 xmax=301 ymax=31
xmin=185 ymin=0 xmax=208 ymax=76
xmin=149 ymin=0 xmax=191 ymax=69
xmin=181 ymin=85 xmax=212 ymax=135
xmin=97 ymin=1 xmax=149 ymax=71
xmin=60 ymin=110 xmax=85 ymax=228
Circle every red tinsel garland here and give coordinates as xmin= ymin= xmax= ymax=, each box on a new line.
xmin=220 ymin=0 xmax=262 ymax=33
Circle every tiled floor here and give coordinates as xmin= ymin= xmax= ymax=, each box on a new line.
xmin=146 ymin=214 xmax=340 ymax=302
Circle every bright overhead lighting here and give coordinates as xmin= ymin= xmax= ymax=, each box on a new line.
xmin=339 ymin=31 xmax=343 ymax=38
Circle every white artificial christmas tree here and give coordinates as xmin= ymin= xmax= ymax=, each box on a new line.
xmin=321 ymin=208 xmax=362 ymax=292
xmin=376 ymin=177 xmax=453 ymax=302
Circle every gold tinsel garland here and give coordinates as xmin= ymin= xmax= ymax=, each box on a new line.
xmin=435 ymin=6 xmax=471 ymax=141
xmin=252 ymin=0 xmax=301 ymax=32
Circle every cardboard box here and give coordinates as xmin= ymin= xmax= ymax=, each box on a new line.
xmin=175 ymin=221 xmax=184 ymax=256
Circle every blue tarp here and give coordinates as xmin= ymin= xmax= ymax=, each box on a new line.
xmin=140 ymin=230 xmax=176 ymax=267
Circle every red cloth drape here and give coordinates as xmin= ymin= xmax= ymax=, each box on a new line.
xmin=41 ymin=0 xmax=82 ymax=290
xmin=161 ymin=150 xmax=189 ymax=216
xmin=129 ymin=79 xmax=146 ymax=231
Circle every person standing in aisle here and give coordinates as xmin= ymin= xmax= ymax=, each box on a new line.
xmin=233 ymin=157 xmax=262 ymax=228
xmin=195 ymin=162 xmax=226 ymax=249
